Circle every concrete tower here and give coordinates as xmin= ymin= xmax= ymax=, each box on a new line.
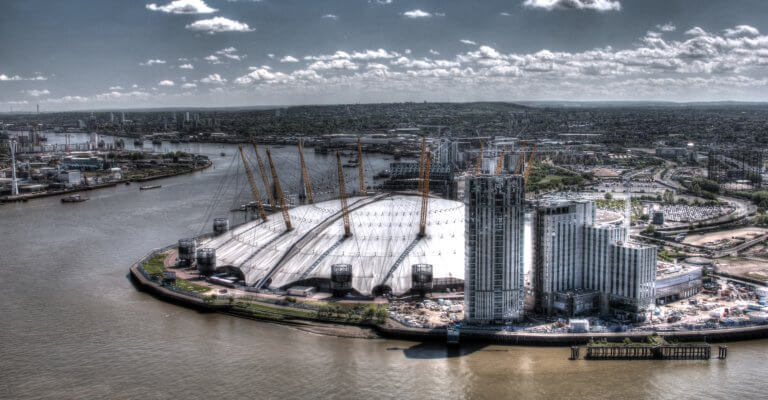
xmin=464 ymin=174 xmax=525 ymax=324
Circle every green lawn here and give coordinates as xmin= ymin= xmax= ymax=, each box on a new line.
xmin=142 ymin=254 xmax=167 ymax=276
xmin=172 ymin=279 xmax=211 ymax=294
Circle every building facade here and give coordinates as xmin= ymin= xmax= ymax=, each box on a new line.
xmin=464 ymin=175 xmax=525 ymax=324
xmin=534 ymin=200 xmax=657 ymax=320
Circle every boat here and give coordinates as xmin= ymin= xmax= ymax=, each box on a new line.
xmin=139 ymin=185 xmax=162 ymax=190
xmin=61 ymin=194 xmax=88 ymax=203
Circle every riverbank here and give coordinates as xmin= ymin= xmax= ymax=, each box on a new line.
xmin=0 ymin=158 xmax=212 ymax=203
xmin=130 ymin=248 xmax=768 ymax=346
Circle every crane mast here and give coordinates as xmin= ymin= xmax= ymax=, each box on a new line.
xmin=265 ymin=149 xmax=293 ymax=231
xmin=298 ymin=139 xmax=314 ymax=204
xmin=418 ymin=152 xmax=432 ymax=238
xmin=237 ymin=145 xmax=268 ymax=221
xmin=495 ymin=147 xmax=506 ymax=175
xmin=357 ymin=137 xmax=366 ymax=195
xmin=417 ymin=136 xmax=427 ymax=193
xmin=514 ymin=145 xmax=527 ymax=175
xmin=251 ymin=141 xmax=276 ymax=208
xmin=523 ymin=144 xmax=537 ymax=185
xmin=475 ymin=143 xmax=484 ymax=175
xmin=336 ymin=151 xmax=352 ymax=237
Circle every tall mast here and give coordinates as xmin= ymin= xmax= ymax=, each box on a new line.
xmin=357 ymin=137 xmax=366 ymax=195
xmin=266 ymin=148 xmax=293 ymax=231
xmin=10 ymin=137 xmax=19 ymax=196
xmin=336 ymin=151 xmax=352 ymax=237
xmin=419 ymin=152 xmax=432 ymax=238
xmin=251 ymin=141 xmax=276 ymax=208
xmin=237 ymin=145 xmax=267 ymax=221
xmin=298 ymin=139 xmax=314 ymax=204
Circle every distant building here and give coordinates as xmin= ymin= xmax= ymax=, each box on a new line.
xmin=534 ymin=200 xmax=657 ymax=321
xmin=464 ymin=175 xmax=525 ymax=324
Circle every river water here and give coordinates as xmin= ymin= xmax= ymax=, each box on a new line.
xmin=2 ymin=133 xmax=767 ymax=399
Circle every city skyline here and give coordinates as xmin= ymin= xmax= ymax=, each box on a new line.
xmin=3 ymin=0 xmax=768 ymax=111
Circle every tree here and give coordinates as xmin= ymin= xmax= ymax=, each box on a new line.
xmin=604 ymin=192 xmax=613 ymax=200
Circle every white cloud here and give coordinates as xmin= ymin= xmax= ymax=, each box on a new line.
xmin=1 ymin=73 xmax=47 ymax=81
xmin=373 ymin=0 xmax=392 ymax=4
xmin=215 ymin=47 xmax=245 ymax=61
xmin=179 ymin=63 xmax=194 ymax=69
xmin=109 ymin=86 xmax=123 ymax=90
xmin=523 ymin=0 xmax=621 ymax=12
xmin=500 ymin=12 xmax=511 ymax=16
xmin=308 ymin=59 xmax=359 ymax=70
xmin=204 ymin=55 xmax=221 ymax=64
xmin=200 ymin=73 xmax=227 ymax=84
xmin=724 ymin=25 xmax=760 ymax=38
xmin=186 ymin=17 xmax=254 ymax=33
xmin=25 ymin=89 xmax=50 ymax=97
xmin=403 ymin=9 xmax=432 ymax=18
xmin=460 ymin=39 xmax=477 ymax=45
xmin=158 ymin=80 xmax=175 ymax=86
xmin=280 ymin=55 xmax=299 ymax=63
xmin=656 ymin=22 xmax=676 ymax=32
xmin=140 ymin=59 xmax=166 ymax=66
xmin=181 ymin=83 xmax=198 ymax=89
xmin=304 ymin=48 xmax=399 ymax=61
xmin=321 ymin=14 xmax=338 ymax=20
xmin=146 ymin=0 xmax=217 ymax=14
xmin=267 ymin=53 xmax=275 ymax=59
xmin=429 ymin=49 xmax=440 ymax=55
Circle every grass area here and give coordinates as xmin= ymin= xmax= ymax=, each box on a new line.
xmin=171 ymin=279 xmax=211 ymax=294
xmin=142 ymin=254 xmax=167 ymax=276
xmin=526 ymin=164 xmax=586 ymax=193
xmin=231 ymin=299 xmax=389 ymax=325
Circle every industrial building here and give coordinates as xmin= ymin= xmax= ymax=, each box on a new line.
xmin=533 ymin=200 xmax=658 ymax=321
xmin=463 ymin=174 xmax=525 ymax=324
xmin=655 ymin=263 xmax=703 ymax=304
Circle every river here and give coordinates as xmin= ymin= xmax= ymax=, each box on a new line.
xmin=1 ymin=133 xmax=767 ymax=399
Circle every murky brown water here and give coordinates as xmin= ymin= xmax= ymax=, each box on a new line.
xmin=2 ymin=135 xmax=767 ymax=399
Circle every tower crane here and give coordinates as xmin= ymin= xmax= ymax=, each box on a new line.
xmin=265 ymin=148 xmax=293 ymax=231
xmin=357 ymin=137 xmax=366 ymax=195
xmin=523 ymin=144 xmax=537 ymax=185
xmin=514 ymin=145 xmax=527 ymax=175
xmin=475 ymin=143 xmax=484 ymax=175
xmin=495 ymin=146 xmax=506 ymax=175
xmin=336 ymin=151 xmax=352 ymax=237
xmin=237 ymin=145 xmax=268 ymax=221
xmin=298 ymin=139 xmax=314 ymax=204
xmin=418 ymin=152 xmax=432 ymax=238
xmin=251 ymin=141 xmax=276 ymax=208
xmin=417 ymin=136 xmax=427 ymax=193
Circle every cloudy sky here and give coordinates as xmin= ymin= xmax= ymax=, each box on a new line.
xmin=2 ymin=0 xmax=768 ymax=111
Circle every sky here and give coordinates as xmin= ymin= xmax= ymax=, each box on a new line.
xmin=2 ymin=0 xmax=768 ymax=111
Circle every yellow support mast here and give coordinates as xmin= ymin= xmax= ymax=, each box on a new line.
xmin=336 ymin=151 xmax=352 ymax=237
xmin=419 ymin=152 xmax=432 ymax=238
xmin=417 ymin=136 xmax=427 ymax=193
xmin=237 ymin=145 xmax=267 ymax=221
xmin=514 ymin=145 xmax=527 ymax=175
xmin=357 ymin=137 xmax=366 ymax=195
xmin=495 ymin=146 xmax=506 ymax=175
xmin=251 ymin=141 xmax=276 ymax=208
xmin=298 ymin=139 xmax=314 ymax=204
xmin=523 ymin=144 xmax=537 ymax=185
xmin=475 ymin=143 xmax=484 ymax=175
xmin=265 ymin=148 xmax=293 ymax=231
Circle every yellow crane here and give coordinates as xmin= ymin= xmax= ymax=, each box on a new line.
xmin=514 ymin=145 xmax=528 ymax=175
xmin=475 ymin=143 xmax=484 ymax=175
xmin=335 ymin=151 xmax=352 ymax=237
xmin=495 ymin=147 xmax=506 ymax=175
xmin=357 ymin=137 xmax=366 ymax=195
xmin=418 ymin=152 xmax=432 ymax=238
xmin=417 ymin=136 xmax=427 ymax=193
xmin=523 ymin=144 xmax=537 ymax=185
xmin=237 ymin=145 xmax=267 ymax=221
xmin=265 ymin=148 xmax=293 ymax=231
xmin=298 ymin=139 xmax=314 ymax=204
xmin=251 ymin=141 xmax=276 ymax=208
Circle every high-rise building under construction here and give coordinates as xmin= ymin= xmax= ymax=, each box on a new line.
xmin=463 ymin=175 xmax=525 ymax=324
